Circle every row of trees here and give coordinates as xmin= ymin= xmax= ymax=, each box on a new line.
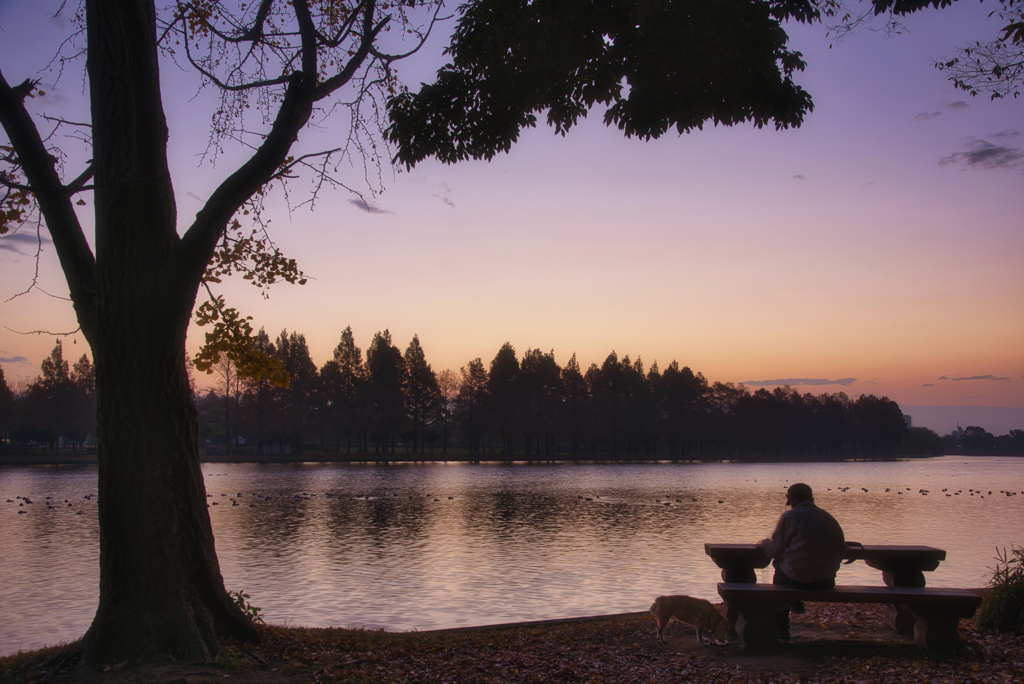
xmin=188 ymin=327 xmax=912 ymax=459
xmin=945 ymin=426 xmax=1024 ymax=453
xmin=0 ymin=340 xmax=95 ymax=451
xmin=17 ymin=333 xmax=1024 ymax=460
xmin=898 ymin=424 xmax=1024 ymax=456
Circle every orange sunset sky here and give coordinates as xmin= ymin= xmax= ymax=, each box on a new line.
xmin=1 ymin=1 xmax=1022 ymax=435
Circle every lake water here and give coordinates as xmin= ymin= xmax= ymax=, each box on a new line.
xmin=2 ymin=456 xmax=1023 ymax=655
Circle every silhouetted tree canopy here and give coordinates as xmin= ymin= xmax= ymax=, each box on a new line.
xmin=7 ymin=341 xmax=96 ymax=451
xmin=388 ymin=0 xmax=824 ymax=166
xmin=404 ymin=334 xmax=440 ymax=454
xmin=366 ymin=330 xmax=407 ymax=453
xmin=15 ymin=330 xmax=1022 ymax=460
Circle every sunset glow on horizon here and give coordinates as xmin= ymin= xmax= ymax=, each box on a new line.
xmin=1 ymin=1 xmax=1021 ymax=434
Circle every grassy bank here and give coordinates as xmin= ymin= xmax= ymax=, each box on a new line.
xmin=4 ymin=603 xmax=1021 ymax=684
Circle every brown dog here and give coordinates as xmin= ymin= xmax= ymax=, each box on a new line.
xmin=649 ymin=595 xmax=737 ymax=646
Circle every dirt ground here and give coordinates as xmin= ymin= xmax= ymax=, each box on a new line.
xmin=4 ymin=602 xmax=1022 ymax=684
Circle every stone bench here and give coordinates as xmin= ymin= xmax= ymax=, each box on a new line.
xmin=718 ymin=583 xmax=982 ymax=652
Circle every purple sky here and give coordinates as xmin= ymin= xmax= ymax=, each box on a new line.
xmin=1 ymin=1 xmax=1021 ymax=435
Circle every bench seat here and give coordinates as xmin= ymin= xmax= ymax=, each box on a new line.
xmin=718 ymin=583 xmax=981 ymax=652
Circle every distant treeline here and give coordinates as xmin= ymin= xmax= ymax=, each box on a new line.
xmin=937 ymin=426 xmax=1024 ymax=455
xmin=193 ymin=327 xmax=915 ymax=460
xmin=3 ymin=331 xmax=1021 ymax=459
xmin=0 ymin=340 xmax=95 ymax=453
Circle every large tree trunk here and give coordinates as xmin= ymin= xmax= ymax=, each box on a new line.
xmin=82 ymin=317 xmax=257 ymax=665
xmin=76 ymin=0 xmax=257 ymax=667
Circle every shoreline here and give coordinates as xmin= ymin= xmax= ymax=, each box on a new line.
xmin=1 ymin=452 xmax=970 ymax=467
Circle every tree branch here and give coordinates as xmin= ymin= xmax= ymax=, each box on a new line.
xmin=179 ymin=0 xmax=390 ymax=282
xmin=67 ymin=163 xmax=95 ymax=193
xmin=317 ymin=1 xmax=365 ymax=48
xmin=181 ymin=28 xmax=293 ymax=92
xmin=313 ymin=5 xmax=386 ymax=101
xmin=12 ymin=78 xmax=39 ymax=101
xmin=180 ymin=73 xmax=312 ymax=282
xmin=292 ymin=0 xmax=320 ymax=91
xmin=0 ymin=69 xmax=97 ymax=344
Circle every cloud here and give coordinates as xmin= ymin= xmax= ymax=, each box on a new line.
xmin=792 ymin=174 xmax=807 ymax=181
xmin=0 ymin=355 xmax=31 ymax=366
xmin=0 ymin=232 xmax=51 ymax=255
xmin=990 ymin=129 xmax=1019 ymax=140
xmin=917 ymin=102 xmax=969 ymax=121
xmin=743 ymin=377 xmax=857 ymax=387
xmin=943 ymin=374 xmax=1011 ymax=381
xmin=185 ymin=191 xmax=205 ymax=204
xmin=940 ymin=137 xmax=1022 ymax=170
xmin=49 ymin=11 xmax=72 ymax=31
xmin=349 ymin=198 xmax=393 ymax=214
xmin=430 ymin=181 xmax=456 ymax=207
xmin=921 ymin=383 xmax=934 ymax=387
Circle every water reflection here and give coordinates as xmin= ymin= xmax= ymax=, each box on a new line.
xmin=2 ymin=457 xmax=1023 ymax=655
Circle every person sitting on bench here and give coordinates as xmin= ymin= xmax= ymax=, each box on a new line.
xmin=758 ymin=482 xmax=845 ymax=642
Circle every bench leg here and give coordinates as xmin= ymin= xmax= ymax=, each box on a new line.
xmin=721 ymin=567 xmax=758 ymax=584
xmin=724 ymin=600 xmax=739 ymax=628
xmin=720 ymin=568 xmax=757 ymax=627
xmin=882 ymin=569 xmax=926 ymax=588
xmin=884 ymin=604 xmax=916 ymax=634
xmin=727 ymin=600 xmax=789 ymax=651
xmin=881 ymin=569 xmax=926 ymax=635
xmin=905 ymin=606 xmax=974 ymax=652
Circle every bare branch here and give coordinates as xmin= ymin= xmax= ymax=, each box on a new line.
xmin=370 ymin=4 xmax=449 ymax=63
xmin=3 ymin=215 xmax=47 ymax=304
xmin=66 ymin=163 xmax=94 ymax=193
xmin=181 ymin=28 xmax=293 ymax=93
xmin=316 ymin=1 xmax=366 ymax=48
xmin=40 ymin=114 xmax=92 ymax=129
xmin=313 ymin=6 xmax=387 ymax=101
xmin=4 ymin=325 xmax=82 ymax=337
xmin=12 ymin=79 xmax=39 ymax=101
xmin=0 ymin=69 xmax=96 ymax=340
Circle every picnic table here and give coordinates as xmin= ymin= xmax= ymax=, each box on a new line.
xmin=705 ymin=542 xmax=945 ymax=587
xmin=704 ymin=542 xmax=981 ymax=651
